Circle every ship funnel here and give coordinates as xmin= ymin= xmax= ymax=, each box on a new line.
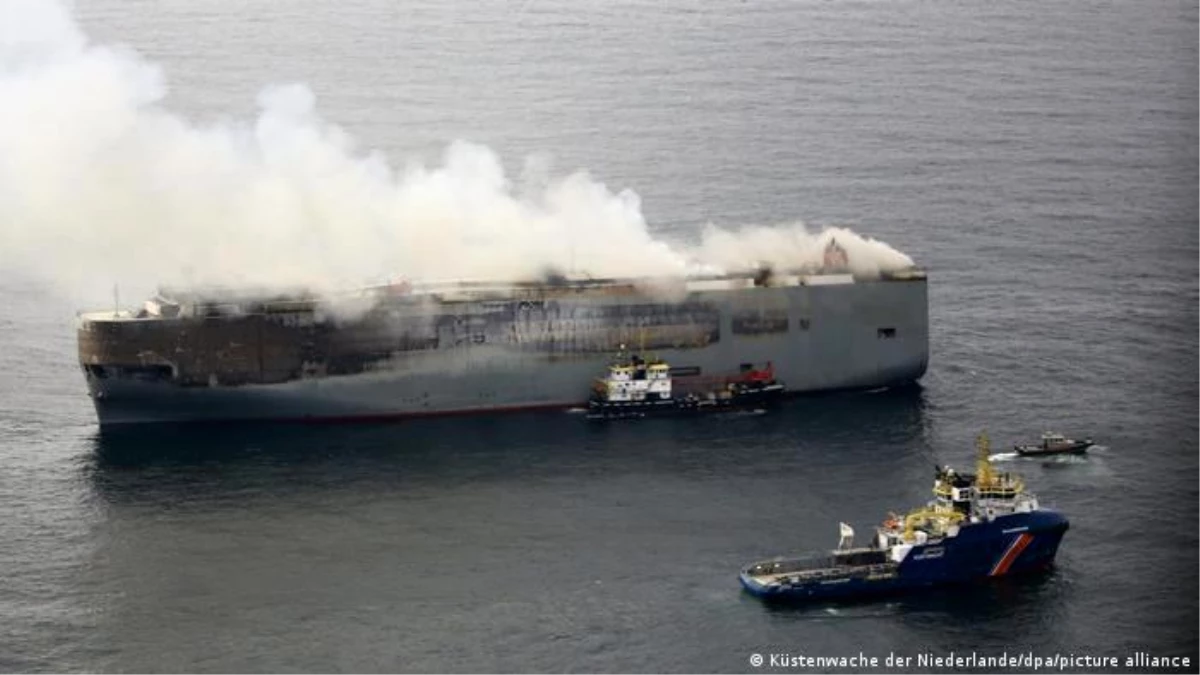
xmin=753 ymin=263 xmax=775 ymax=287
xmin=823 ymin=238 xmax=850 ymax=271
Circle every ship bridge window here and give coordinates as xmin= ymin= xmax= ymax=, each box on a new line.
xmin=877 ymin=327 xmax=896 ymax=339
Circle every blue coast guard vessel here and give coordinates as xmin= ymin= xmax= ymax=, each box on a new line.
xmin=739 ymin=434 xmax=1069 ymax=602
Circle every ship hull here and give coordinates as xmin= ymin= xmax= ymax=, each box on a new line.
xmin=79 ymin=277 xmax=929 ymax=427
xmin=740 ymin=510 xmax=1069 ymax=602
xmin=585 ymin=382 xmax=784 ymax=421
xmin=1015 ymin=442 xmax=1092 ymax=457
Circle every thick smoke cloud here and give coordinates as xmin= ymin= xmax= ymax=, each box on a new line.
xmin=695 ymin=223 xmax=916 ymax=279
xmin=0 ymin=0 xmax=914 ymax=305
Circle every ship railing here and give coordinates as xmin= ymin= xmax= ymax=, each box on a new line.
xmin=673 ymin=371 xmax=773 ymax=394
xmin=903 ymin=507 xmax=964 ymax=541
xmin=746 ymin=554 xmax=830 ymax=576
xmin=368 ymin=265 xmax=927 ymax=298
xmin=779 ymin=562 xmax=898 ymax=583
xmin=975 ymin=483 xmax=1023 ymax=499
xmin=748 ymin=552 xmax=896 ymax=581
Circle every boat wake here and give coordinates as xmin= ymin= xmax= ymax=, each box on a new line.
xmin=1037 ymin=454 xmax=1091 ymax=466
xmin=992 ymin=451 xmax=1094 ymax=465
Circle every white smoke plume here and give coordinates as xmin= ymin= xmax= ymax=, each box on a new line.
xmin=695 ymin=223 xmax=915 ymax=279
xmin=0 ymin=0 xmax=915 ymax=306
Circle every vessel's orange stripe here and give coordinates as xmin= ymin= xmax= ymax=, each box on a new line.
xmin=990 ymin=533 xmax=1033 ymax=577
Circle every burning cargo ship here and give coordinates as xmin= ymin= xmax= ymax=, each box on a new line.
xmin=76 ymin=242 xmax=929 ymax=427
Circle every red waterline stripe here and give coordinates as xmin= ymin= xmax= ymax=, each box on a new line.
xmin=990 ymin=533 xmax=1034 ymax=577
xmin=96 ymin=401 xmax=587 ymax=428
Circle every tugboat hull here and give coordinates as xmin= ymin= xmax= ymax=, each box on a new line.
xmin=586 ymin=383 xmax=784 ymax=420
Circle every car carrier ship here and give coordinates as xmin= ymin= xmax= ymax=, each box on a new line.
xmin=76 ymin=241 xmax=929 ymax=427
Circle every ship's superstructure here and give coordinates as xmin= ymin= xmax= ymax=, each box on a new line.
xmin=77 ymin=253 xmax=929 ymax=426
xmin=739 ymin=434 xmax=1070 ymax=602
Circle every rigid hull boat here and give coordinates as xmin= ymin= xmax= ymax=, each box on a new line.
xmin=1015 ymin=432 xmax=1093 ymax=457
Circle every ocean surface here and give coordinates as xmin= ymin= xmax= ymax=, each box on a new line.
xmin=1 ymin=0 xmax=1197 ymax=672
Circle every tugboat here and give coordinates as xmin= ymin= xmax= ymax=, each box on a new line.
xmin=739 ymin=433 xmax=1069 ymax=603
xmin=1015 ymin=432 xmax=1093 ymax=457
xmin=586 ymin=349 xmax=784 ymax=421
